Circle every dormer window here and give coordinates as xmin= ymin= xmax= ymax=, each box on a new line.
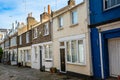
xmin=104 ymin=0 xmax=120 ymax=10
xmin=44 ymin=23 xmax=49 ymax=36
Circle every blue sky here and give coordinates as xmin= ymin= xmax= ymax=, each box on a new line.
xmin=0 ymin=0 xmax=83 ymax=29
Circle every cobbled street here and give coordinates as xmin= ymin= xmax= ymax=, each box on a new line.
xmin=0 ymin=64 xmax=82 ymax=80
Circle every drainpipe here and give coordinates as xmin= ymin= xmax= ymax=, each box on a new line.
xmin=98 ymin=30 xmax=104 ymax=79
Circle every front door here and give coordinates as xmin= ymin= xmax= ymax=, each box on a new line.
xmin=40 ymin=46 xmax=42 ymax=70
xmin=108 ymin=38 xmax=120 ymax=77
xmin=60 ymin=48 xmax=66 ymax=72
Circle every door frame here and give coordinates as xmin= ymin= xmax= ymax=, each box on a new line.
xmin=59 ymin=47 xmax=66 ymax=73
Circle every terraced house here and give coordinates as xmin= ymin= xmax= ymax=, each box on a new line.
xmin=31 ymin=5 xmax=53 ymax=71
xmin=9 ymin=23 xmax=18 ymax=65
xmin=3 ymin=31 xmax=10 ymax=64
xmin=89 ymin=0 xmax=120 ymax=79
xmin=52 ymin=0 xmax=92 ymax=78
xmin=18 ymin=13 xmax=37 ymax=67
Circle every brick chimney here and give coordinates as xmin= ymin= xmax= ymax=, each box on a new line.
xmin=40 ymin=6 xmax=51 ymax=22
xmin=68 ymin=0 xmax=75 ymax=6
xmin=27 ymin=12 xmax=37 ymax=30
xmin=48 ymin=5 xmax=51 ymax=14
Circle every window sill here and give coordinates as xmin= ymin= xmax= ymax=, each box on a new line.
xmin=67 ymin=62 xmax=86 ymax=66
xmin=57 ymin=27 xmax=64 ymax=31
xmin=43 ymin=34 xmax=49 ymax=36
xmin=70 ymin=23 xmax=78 ymax=28
xmin=33 ymin=37 xmax=37 ymax=39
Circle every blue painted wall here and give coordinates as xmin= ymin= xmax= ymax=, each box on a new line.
xmin=89 ymin=0 xmax=120 ymax=79
xmin=90 ymin=28 xmax=102 ymax=78
xmin=89 ymin=0 xmax=120 ymax=25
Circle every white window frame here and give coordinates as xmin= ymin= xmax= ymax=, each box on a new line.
xmin=44 ymin=23 xmax=49 ymax=36
xmin=26 ymin=32 xmax=29 ymax=43
xmin=33 ymin=28 xmax=37 ymax=39
xmin=26 ymin=50 xmax=31 ymax=62
xmin=44 ymin=44 xmax=52 ymax=60
xmin=71 ymin=10 xmax=78 ymax=25
xmin=58 ymin=16 xmax=63 ymax=28
xmin=66 ymin=39 xmax=86 ymax=65
xmin=103 ymin=0 xmax=120 ymax=10
xmin=34 ymin=47 xmax=37 ymax=60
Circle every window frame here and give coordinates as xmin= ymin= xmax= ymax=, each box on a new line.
xmin=65 ymin=39 xmax=86 ymax=65
xmin=103 ymin=0 xmax=120 ymax=10
xmin=44 ymin=23 xmax=49 ymax=36
xmin=33 ymin=28 xmax=37 ymax=39
xmin=71 ymin=10 xmax=78 ymax=25
xmin=19 ymin=35 xmax=22 ymax=45
xmin=44 ymin=44 xmax=52 ymax=60
xmin=58 ymin=16 xmax=63 ymax=28
xmin=26 ymin=32 xmax=29 ymax=43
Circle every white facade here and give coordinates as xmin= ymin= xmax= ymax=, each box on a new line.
xmin=31 ymin=41 xmax=53 ymax=71
xmin=9 ymin=48 xmax=17 ymax=65
xmin=52 ymin=0 xmax=92 ymax=76
xmin=18 ymin=46 xmax=31 ymax=67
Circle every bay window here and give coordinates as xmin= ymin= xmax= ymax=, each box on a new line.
xmin=66 ymin=39 xmax=85 ymax=65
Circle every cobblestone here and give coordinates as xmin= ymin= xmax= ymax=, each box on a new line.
xmin=0 ymin=64 xmax=81 ymax=80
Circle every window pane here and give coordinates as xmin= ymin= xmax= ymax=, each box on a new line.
xmin=67 ymin=41 xmax=71 ymax=62
xmin=45 ymin=45 xmax=49 ymax=58
xmin=59 ymin=17 xmax=63 ymax=27
xmin=49 ymin=45 xmax=52 ymax=59
xmin=111 ymin=0 xmax=116 ymax=6
xmin=35 ymin=47 xmax=37 ymax=59
xmin=117 ymin=0 xmax=120 ymax=4
xmin=71 ymin=40 xmax=77 ymax=63
xmin=78 ymin=40 xmax=84 ymax=63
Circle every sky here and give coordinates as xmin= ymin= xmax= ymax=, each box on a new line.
xmin=0 ymin=0 xmax=83 ymax=29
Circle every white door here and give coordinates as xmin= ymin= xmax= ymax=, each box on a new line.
xmin=108 ymin=38 xmax=120 ymax=77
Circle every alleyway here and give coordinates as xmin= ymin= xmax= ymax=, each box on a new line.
xmin=0 ymin=64 xmax=81 ymax=80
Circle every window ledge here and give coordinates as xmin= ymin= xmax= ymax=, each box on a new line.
xmin=67 ymin=62 xmax=86 ymax=66
xmin=33 ymin=37 xmax=37 ymax=39
xmin=70 ymin=23 xmax=78 ymax=28
xmin=57 ymin=27 xmax=64 ymax=31
xmin=43 ymin=34 xmax=49 ymax=36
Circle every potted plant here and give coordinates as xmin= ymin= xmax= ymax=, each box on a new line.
xmin=50 ymin=67 xmax=57 ymax=73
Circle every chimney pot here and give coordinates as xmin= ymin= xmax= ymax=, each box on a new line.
xmin=48 ymin=5 xmax=51 ymax=14
xmin=28 ymin=12 xmax=32 ymax=17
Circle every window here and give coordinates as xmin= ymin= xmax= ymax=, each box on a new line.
xmin=34 ymin=28 xmax=37 ymax=38
xmin=26 ymin=50 xmax=31 ymax=62
xmin=66 ymin=39 xmax=85 ymax=64
xmin=19 ymin=35 xmax=22 ymax=45
xmin=11 ymin=37 xmax=17 ymax=46
xmin=66 ymin=41 xmax=71 ymax=62
xmin=26 ymin=32 xmax=29 ymax=43
xmin=71 ymin=10 xmax=78 ymax=24
xmin=104 ymin=0 xmax=120 ymax=9
xmin=44 ymin=44 xmax=52 ymax=59
xmin=78 ymin=40 xmax=84 ymax=63
xmin=58 ymin=16 xmax=63 ymax=28
xmin=71 ymin=40 xmax=77 ymax=63
xmin=44 ymin=23 xmax=49 ymax=36
xmin=34 ymin=47 xmax=37 ymax=59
